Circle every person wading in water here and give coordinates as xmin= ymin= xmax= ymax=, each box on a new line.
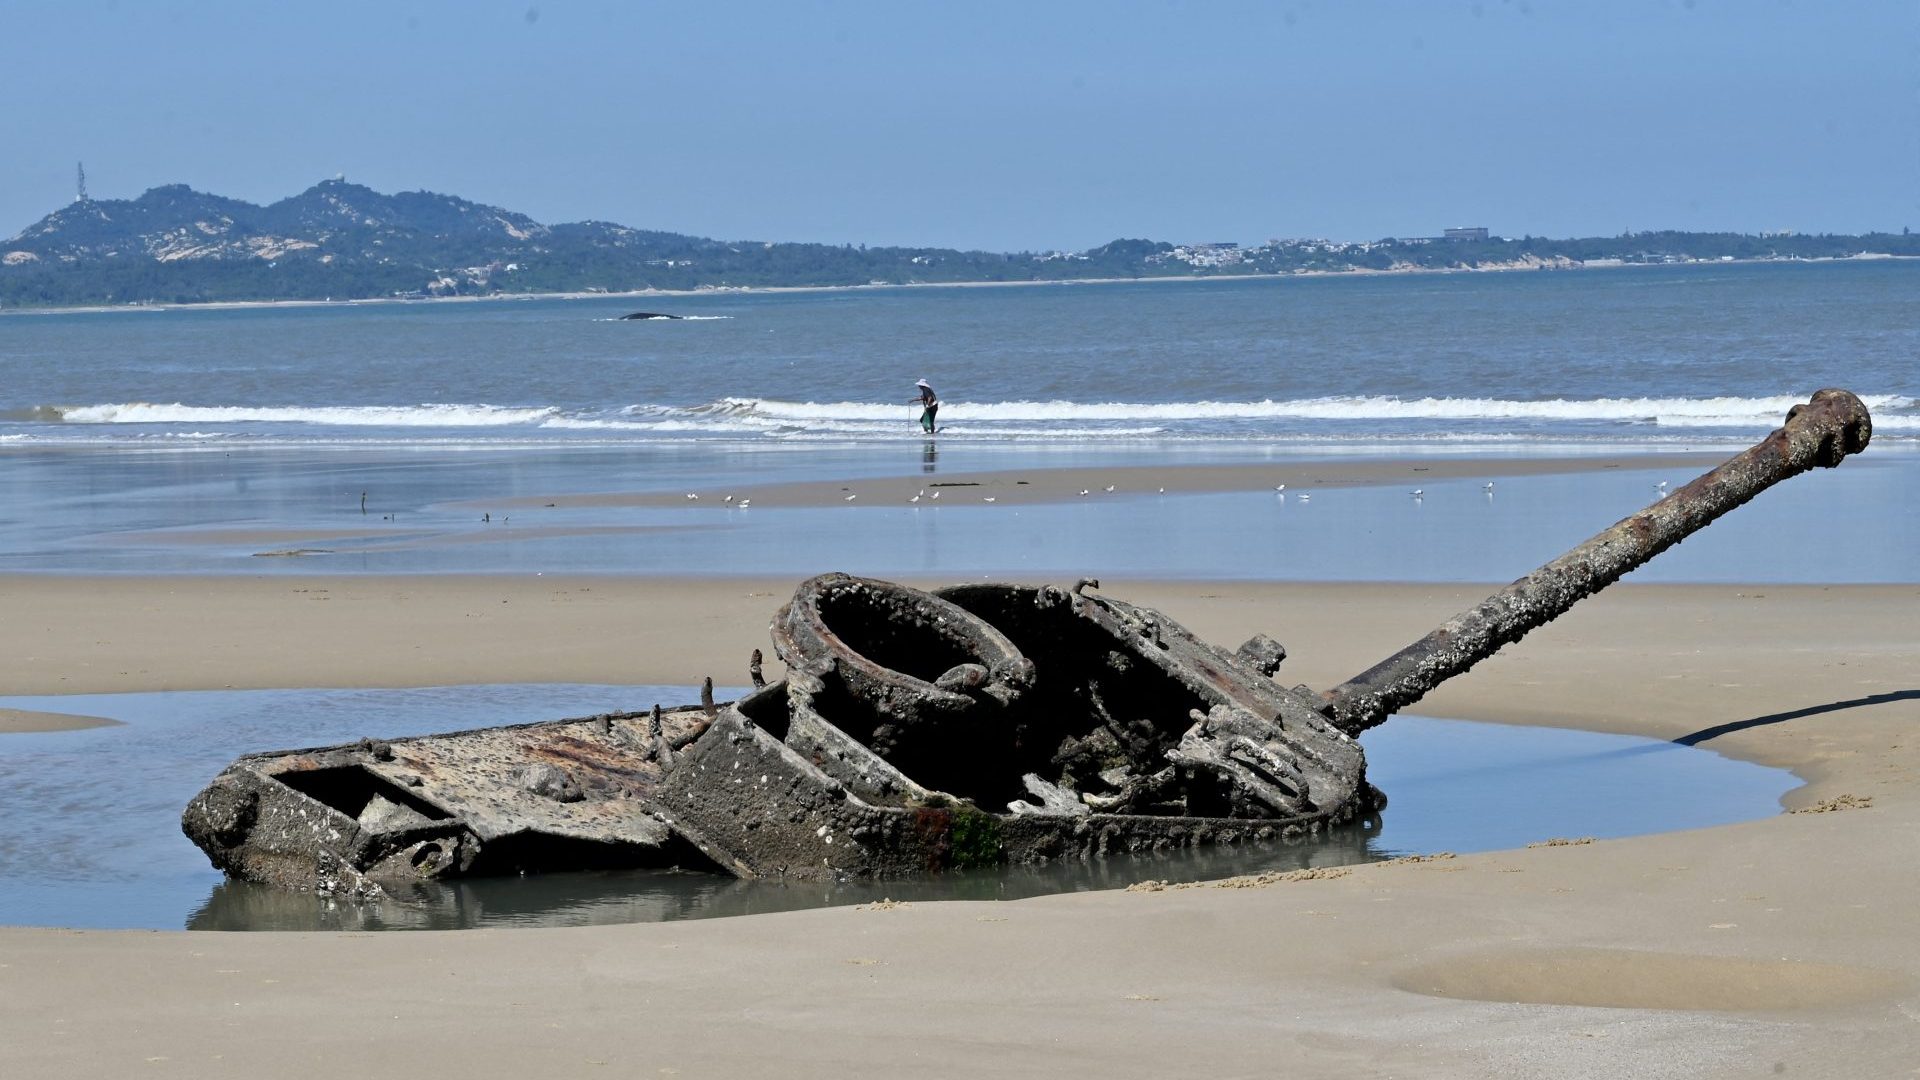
xmin=911 ymin=379 xmax=939 ymax=434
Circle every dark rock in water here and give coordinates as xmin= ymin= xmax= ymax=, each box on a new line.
xmin=619 ymin=311 xmax=683 ymax=320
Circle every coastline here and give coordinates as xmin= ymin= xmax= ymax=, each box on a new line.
xmin=2 ymin=571 xmax=1917 ymax=1075
xmin=5 ymin=252 xmax=1911 ymax=318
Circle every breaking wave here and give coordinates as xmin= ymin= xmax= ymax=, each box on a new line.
xmin=52 ymin=403 xmax=561 ymax=427
xmin=13 ymin=393 xmax=1913 ymax=444
xmin=721 ymin=394 xmax=1917 ymax=429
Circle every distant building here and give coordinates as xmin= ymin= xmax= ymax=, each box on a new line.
xmin=1443 ymin=227 xmax=1490 ymax=242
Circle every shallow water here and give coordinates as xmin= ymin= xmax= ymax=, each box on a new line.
xmin=2 ymin=262 xmax=1911 ymax=583
xmin=1 ymin=442 xmax=1913 ymax=582
xmin=0 ymin=684 xmax=1795 ymax=931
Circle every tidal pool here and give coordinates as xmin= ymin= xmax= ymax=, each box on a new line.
xmin=0 ymin=683 xmax=1796 ymax=931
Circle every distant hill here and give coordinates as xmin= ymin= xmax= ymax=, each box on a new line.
xmin=3 ymin=179 xmax=1915 ymax=308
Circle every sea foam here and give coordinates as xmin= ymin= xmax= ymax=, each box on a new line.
xmin=54 ymin=403 xmax=562 ymax=427
xmin=25 ymin=394 xmax=1915 ymax=441
xmin=719 ymin=394 xmax=1916 ymax=427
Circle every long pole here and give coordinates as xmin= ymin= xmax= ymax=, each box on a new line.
xmin=1321 ymin=389 xmax=1874 ymax=734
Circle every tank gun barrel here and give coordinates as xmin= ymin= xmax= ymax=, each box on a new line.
xmin=1321 ymin=388 xmax=1873 ymax=734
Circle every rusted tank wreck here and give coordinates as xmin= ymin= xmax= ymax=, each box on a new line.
xmin=183 ymin=390 xmax=1873 ymax=896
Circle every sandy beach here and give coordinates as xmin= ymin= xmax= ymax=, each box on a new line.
xmin=8 ymin=0 xmax=1920 ymax=1069
xmin=0 ymin=347 xmax=1910 ymax=1075
xmin=3 ymin=567 xmax=1916 ymax=1077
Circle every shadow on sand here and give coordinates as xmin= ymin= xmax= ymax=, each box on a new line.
xmin=1673 ymin=689 xmax=1920 ymax=747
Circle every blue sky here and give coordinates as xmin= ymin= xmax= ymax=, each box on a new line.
xmin=3 ymin=1 xmax=1914 ymax=250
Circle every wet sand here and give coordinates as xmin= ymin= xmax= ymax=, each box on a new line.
xmin=2 ymin=574 xmax=1918 ymax=1075
xmin=0 ymin=707 xmax=120 ymax=733
xmin=492 ymin=452 xmax=1730 ymax=511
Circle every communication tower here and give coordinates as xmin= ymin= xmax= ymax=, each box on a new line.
xmin=75 ymin=162 xmax=88 ymax=203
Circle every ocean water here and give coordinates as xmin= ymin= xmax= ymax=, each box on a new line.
xmin=0 ymin=261 xmax=1913 ymax=581
xmin=2 ymin=260 xmax=1915 ymax=448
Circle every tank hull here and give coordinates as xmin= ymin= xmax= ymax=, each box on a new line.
xmin=184 ymin=579 xmax=1377 ymax=893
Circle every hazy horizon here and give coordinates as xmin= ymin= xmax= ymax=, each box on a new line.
xmin=4 ymin=1 xmax=1914 ymax=249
